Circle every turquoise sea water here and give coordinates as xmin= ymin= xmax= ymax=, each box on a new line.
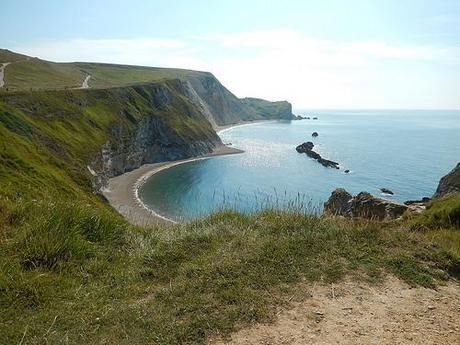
xmin=139 ymin=110 xmax=460 ymax=221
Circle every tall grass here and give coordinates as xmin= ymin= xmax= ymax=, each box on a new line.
xmin=1 ymin=198 xmax=458 ymax=344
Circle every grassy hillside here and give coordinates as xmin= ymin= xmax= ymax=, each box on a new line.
xmin=0 ymin=81 xmax=218 ymax=200
xmin=0 ymin=49 xmax=30 ymax=63
xmin=0 ymin=48 xmax=458 ymax=345
xmin=242 ymin=97 xmax=293 ymax=120
xmin=1 ymin=200 xmax=459 ymax=344
xmin=1 ymin=87 xmax=459 ymax=343
xmin=0 ymin=49 xmax=207 ymax=91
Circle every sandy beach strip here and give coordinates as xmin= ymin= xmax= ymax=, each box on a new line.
xmin=103 ymin=119 xmax=278 ymax=226
xmin=102 ymin=145 xmax=243 ymax=226
xmin=215 ymin=119 xmax=278 ymax=133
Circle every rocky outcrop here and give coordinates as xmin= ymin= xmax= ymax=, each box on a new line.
xmin=380 ymin=188 xmax=394 ymax=195
xmin=296 ymin=142 xmax=339 ymax=169
xmin=323 ymin=188 xmax=352 ymax=216
xmin=324 ymin=189 xmax=408 ymax=220
xmin=404 ymin=197 xmax=431 ymax=205
xmin=433 ymin=163 xmax=460 ymax=198
xmin=312 ymin=132 xmax=318 ymax=137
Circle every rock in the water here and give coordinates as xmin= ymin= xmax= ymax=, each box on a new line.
xmin=312 ymin=132 xmax=319 ymax=137
xmin=317 ymin=156 xmax=340 ymax=169
xmin=380 ymin=188 xmax=394 ymax=195
xmin=313 ymin=117 xmax=318 ymax=120
xmin=296 ymin=142 xmax=339 ymax=169
xmin=433 ymin=163 xmax=460 ymax=198
xmin=344 ymin=169 xmax=350 ymax=174
xmin=306 ymin=117 xmax=311 ymax=119
xmin=296 ymin=141 xmax=314 ymax=153
xmin=404 ymin=197 xmax=431 ymax=205
xmin=324 ymin=189 xmax=408 ymax=220
xmin=324 ymin=188 xmax=352 ymax=216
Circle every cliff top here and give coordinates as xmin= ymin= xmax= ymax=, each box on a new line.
xmin=0 ymin=48 xmax=211 ymax=92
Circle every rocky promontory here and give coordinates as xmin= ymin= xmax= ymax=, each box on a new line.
xmin=433 ymin=163 xmax=460 ymax=198
xmin=296 ymin=142 xmax=339 ymax=169
xmin=324 ymin=188 xmax=408 ymax=220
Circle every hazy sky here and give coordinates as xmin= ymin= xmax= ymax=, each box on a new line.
xmin=2 ymin=0 xmax=460 ymax=109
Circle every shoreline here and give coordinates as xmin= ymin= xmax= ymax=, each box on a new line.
xmin=101 ymin=120 xmax=278 ymax=226
xmin=103 ymin=119 xmax=278 ymax=226
xmin=215 ymin=119 xmax=278 ymax=134
xmin=103 ymin=145 xmax=243 ymax=226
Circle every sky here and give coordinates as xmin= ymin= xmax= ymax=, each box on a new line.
xmin=1 ymin=0 xmax=460 ymax=109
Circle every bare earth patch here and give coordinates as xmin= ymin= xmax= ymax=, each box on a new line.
xmin=211 ymin=277 xmax=460 ymax=345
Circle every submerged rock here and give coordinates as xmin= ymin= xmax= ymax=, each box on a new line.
xmin=433 ymin=163 xmax=460 ymax=198
xmin=312 ymin=132 xmax=319 ymax=137
xmin=380 ymin=188 xmax=394 ymax=195
xmin=324 ymin=188 xmax=408 ymax=220
xmin=313 ymin=117 xmax=318 ymax=120
xmin=344 ymin=169 xmax=350 ymax=174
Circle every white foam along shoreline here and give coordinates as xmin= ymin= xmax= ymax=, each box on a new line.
xmin=104 ymin=119 xmax=277 ymax=226
xmin=103 ymin=145 xmax=243 ymax=226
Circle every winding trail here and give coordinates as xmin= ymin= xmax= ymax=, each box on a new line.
xmin=79 ymin=74 xmax=91 ymax=89
xmin=0 ymin=62 xmax=11 ymax=88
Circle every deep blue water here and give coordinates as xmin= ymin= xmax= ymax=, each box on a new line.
xmin=139 ymin=110 xmax=460 ymax=221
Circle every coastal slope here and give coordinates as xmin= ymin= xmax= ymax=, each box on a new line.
xmin=0 ymin=49 xmax=295 ymax=195
xmin=1 ymin=49 xmax=459 ymax=345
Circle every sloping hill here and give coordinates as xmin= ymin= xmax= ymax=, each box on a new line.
xmin=0 ymin=49 xmax=295 ymax=125
xmin=0 ymin=49 xmax=212 ymax=92
xmin=0 ymin=49 xmax=30 ymax=63
xmin=0 ymin=49 xmax=459 ymax=345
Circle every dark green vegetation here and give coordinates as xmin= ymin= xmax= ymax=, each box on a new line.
xmin=0 ymin=48 xmax=459 ymax=344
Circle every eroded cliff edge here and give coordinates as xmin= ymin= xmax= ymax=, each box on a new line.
xmin=0 ymin=72 xmax=295 ymax=191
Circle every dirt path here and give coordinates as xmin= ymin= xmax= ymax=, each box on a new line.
xmin=0 ymin=62 xmax=11 ymax=88
xmin=211 ymin=277 xmax=460 ymax=345
xmin=79 ymin=74 xmax=91 ymax=89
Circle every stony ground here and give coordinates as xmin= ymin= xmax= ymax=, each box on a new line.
xmin=211 ymin=277 xmax=460 ymax=345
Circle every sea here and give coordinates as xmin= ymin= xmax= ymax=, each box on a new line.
xmin=139 ymin=110 xmax=460 ymax=221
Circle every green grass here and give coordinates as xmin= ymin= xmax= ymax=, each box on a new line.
xmin=0 ymin=48 xmax=458 ymax=345
xmin=0 ymin=81 xmax=218 ymax=200
xmin=0 ymin=49 xmax=30 ymax=63
xmin=0 ymin=49 xmax=206 ymax=91
xmin=408 ymin=193 xmax=460 ymax=230
xmin=1 ymin=200 xmax=458 ymax=345
xmin=241 ymin=97 xmax=293 ymax=120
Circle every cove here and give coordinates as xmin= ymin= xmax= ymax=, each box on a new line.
xmin=138 ymin=110 xmax=460 ymax=222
